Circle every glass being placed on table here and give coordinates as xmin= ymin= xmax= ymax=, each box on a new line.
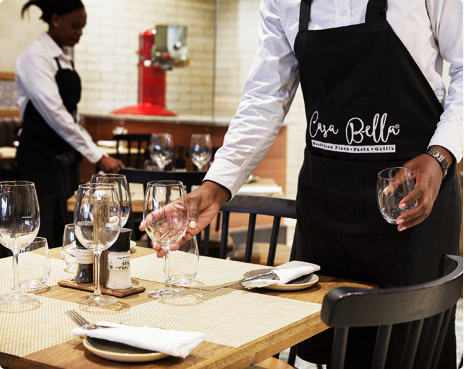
xmin=377 ymin=167 xmax=417 ymax=224
xmin=143 ymin=180 xmax=189 ymax=298
xmin=91 ymin=173 xmax=131 ymax=227
xmin=149 ymin=133 xmax=174 ymax=171
xmin=0 ymin=181 xmax=40 ymax=304
xmin=74 ymin=183 xmax=121 ymax=306
xmin=190 ymin=134 xmax=212 ymax=171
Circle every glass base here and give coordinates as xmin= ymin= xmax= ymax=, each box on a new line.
xmin=148 ymin=287 xmax=186 ymax=299
xmin=76 ymin=294 xmax=118 ymax=306
xmin=0 ymin=292 xmax=37 ymax=304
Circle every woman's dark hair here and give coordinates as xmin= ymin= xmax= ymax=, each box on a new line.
xmin=21 ymin=0 xmax=84 ymax=24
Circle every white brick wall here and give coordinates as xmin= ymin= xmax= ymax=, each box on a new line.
xmin=75 ymin=0 xmax=215 ymax=116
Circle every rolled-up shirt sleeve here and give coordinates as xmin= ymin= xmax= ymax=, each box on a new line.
xmin=204 ymin=0 xmax=300 ymax=197
xmin=427 ymin=0 xmax=463 ymax=162
xmin=16 ymin=49 xmax=105 ymax=164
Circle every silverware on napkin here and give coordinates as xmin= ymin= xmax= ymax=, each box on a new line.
xmin=242 ymin=270 xmax=280 ymax=283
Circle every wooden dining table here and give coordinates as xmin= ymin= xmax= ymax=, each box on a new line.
xmin=0 ymin=246 xmax=374 ymax=369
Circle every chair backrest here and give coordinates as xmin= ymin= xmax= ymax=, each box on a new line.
xmin=210 ymin=195 xmax=297 ymax=265
xmin=321 ymin=255 xmax=463 ymax=369
xmin=113 ymin=133 xmax=151 ymax=168
xmin=119 ymin=168 xmax=205 ymax=194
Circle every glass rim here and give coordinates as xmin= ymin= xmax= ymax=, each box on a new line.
xmin=147 ymin=180 xmax=184 ymax=187
xmin=378 ymin=166 xmax=411 ymax=178
xmin=91 ymin=174 xmax=125 ymax=179
xmin=78 ymin=183 xmax=117 ymax=189
xmin=31 ymin=236 xmax=47 ymax=243
xmin=0 ymin=180 xmax=35 ymax=187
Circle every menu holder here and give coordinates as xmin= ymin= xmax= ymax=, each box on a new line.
xmin=58 ymin=279 xmax=145 ymax=297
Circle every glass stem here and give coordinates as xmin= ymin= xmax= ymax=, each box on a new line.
xmin=93 ymin=251 xmax=102 ymax=297
xmin=164 ymin=247 xmax=170 ymax=287
xmin=12 ymin=251 xmax=19 ymax=293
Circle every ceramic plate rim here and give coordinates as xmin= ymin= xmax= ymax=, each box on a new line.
xmin=83 ymin=337 xmax=168 ymax=363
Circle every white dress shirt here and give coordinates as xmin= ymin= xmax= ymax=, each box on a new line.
xmin=16 ymin=32 xmax=105 ymax=164
xmin=205 ymin=0 xmax=463 ymax=197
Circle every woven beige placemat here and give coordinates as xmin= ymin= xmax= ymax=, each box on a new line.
xmin=0 ymin=256 xmax=71 ymax=293
xmin=130 ymin=254 xmax=270 ymax=290
xmin=123 ymin=288 xmax=321 ymax=348
xmin=0 ymin=295 xmax=134 ymax=357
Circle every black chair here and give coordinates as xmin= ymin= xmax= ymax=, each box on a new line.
xmin=113 ymin=133 xmax=151 ymax=169
xmin=320 ymin=254 xmax=463 ymax=369
xmin=215 ymin=195 xmax=297 ymax=265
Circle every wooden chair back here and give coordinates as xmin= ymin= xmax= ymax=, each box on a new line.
xmin=211 ymin=195 xmax=297 ymax=265
xmin=321 ymin=255 xmax=463 ymax=369
xmin=113 ymin=133 xmax=151 ymax=168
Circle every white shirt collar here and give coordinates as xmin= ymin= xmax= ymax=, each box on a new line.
xmin=39 ymin=32 xmax=72 ymax=59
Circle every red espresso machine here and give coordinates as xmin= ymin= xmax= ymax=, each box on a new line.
xmin=112 ymin=25 xmax=188 ymax=116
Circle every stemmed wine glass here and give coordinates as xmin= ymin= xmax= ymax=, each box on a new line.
xmin=149 ymin=133 xmax=174 ymax=171
xmin=143 ymin=180 xmax=189 ymax=298
xmin=190 ymin=134 xmax=212 ymax=171
xmin=0 ymin=181 xmax=40 ymax=304
xmin=91 ymin=174 xmax=131 ymax=227
xmin=377 ymin=167 xmax=417 ymax=224
xmin=74 ymin=183 xmax=121 ymax=306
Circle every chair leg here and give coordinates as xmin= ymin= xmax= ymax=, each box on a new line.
xmin=287 ymin=346 xmax=296 ymax=366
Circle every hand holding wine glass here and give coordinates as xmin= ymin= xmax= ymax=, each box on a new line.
xmin=377 ymin=167 xmax=417 ymax=224
xmin=74 ymin=183 xmax=121 ymax=306
xmin=0 ymin=181 xmax=40 ymax=304
xmin=143 ymin=180 xmax=189 ymax=298
xmin=149 ymin=133 xmax=174 ymax=171
xmin=190 ymin=134 xmax=212 ymax=171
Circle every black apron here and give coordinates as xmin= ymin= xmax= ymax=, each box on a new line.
xmin=16 ymin=57 xmax=81 ymax=247
xmin=292 ymin=0 xmax=461 ymax=367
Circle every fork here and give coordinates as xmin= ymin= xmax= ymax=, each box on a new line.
xmin=66 ymin=309 xmax=114 ymax=329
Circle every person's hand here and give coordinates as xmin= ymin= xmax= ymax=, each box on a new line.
xmin=395 ymin=147 xmax=451 ymax=231
xmin=139 ymin=181 xmax=230 ymax=257
xmin=98 ymin=155 xmax=125 ymax=173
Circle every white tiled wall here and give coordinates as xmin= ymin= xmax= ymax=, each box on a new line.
xmin=75 ymin=0 xmax=216 ymax=116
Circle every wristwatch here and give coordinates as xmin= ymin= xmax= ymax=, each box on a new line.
xmin=425 ymin=148 xmax=449 ymax=179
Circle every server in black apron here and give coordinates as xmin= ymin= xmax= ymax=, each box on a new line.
xmin=172 ymin=0 xmax=462 ymax=367
xmin=15 ymin=0 xmax=124 ymax=248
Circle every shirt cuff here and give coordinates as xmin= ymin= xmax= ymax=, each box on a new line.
xmin=428 ymin=121 xmax=463 ymax=163
xmin=85 ymin=147 xmax=106 ymax=164
xmin=204 ymin=157 xmax=251 ymax=198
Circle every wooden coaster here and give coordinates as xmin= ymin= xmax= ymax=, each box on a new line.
xmin=58 ymin=279 xmax=146 ymax=297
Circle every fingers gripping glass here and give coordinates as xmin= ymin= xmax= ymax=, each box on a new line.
xmin=377 ymin=167 xmax=417 ymax=224
xmin=143 ymin=181 xmax=189 ymax=298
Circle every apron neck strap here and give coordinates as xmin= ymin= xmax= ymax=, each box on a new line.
xmin=299 ymin=0 xmax=312 ymax=32
xmin=366 ymin=0 xmax=388 ymax=23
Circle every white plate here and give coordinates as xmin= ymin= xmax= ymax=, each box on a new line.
xmin=83 ymin=337 xmax=168 ymax=363
xmin=244 ymin=268 xmax=319 ymax=291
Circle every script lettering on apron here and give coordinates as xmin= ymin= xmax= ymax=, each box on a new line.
xmin=345 ymin=113 xmax=400 ymax=144
xmin=309 ymin=111 xmax=339 ymax=138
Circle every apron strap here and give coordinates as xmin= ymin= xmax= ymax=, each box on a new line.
xmin=54 ymin=57 xmax=63 ymax=70
xmin=299 ymin=0 xmax=312 ymax=32
xmin=366 ymin=0 xmax=388 ymax=23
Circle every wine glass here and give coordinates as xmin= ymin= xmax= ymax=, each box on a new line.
xmin=143 ymin=180 xmax=189 ymax=298
xmin=74 ymin=183 xmax=121 ymax=306
xmin=190 ymin=134 xmax=212 ymax=171
xmin=61 ymin=223 xmax=77 ymax=274
xmin=377 ymin=167 xmax=417 ymax=224
xmin=91 ymin=174 xmax=131 ymax=227
xmin=0 ymin=181 xmax=40 ymax=304
xmin=149 ymin=133 xmax=174 ymax=170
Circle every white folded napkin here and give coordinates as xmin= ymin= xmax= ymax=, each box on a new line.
xmin=72 ymin=322 xmax=204 ymax=358
xmin=242 ymin=261 xmax=320 ymax=289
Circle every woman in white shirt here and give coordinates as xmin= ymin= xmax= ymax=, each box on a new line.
xmin=16 ymin=0 xmax=124 ymax=247
xmin=144 ymin=0 xmax=462 ymax=367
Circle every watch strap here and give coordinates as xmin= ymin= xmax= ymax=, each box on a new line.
xmin=425 ymin=148 xmax=448 ymax=179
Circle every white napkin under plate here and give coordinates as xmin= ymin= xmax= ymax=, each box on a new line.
xmin=72 ymin=322 xmax=204 ymax=358
xmin=242 ymin=261 xmax=320 ymax=289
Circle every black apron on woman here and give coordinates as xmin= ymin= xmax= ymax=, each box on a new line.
xmin=16 ymin=58 xmax=81 ymax=248
xmin=292 ymin=0 xmax=461 ymax=367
